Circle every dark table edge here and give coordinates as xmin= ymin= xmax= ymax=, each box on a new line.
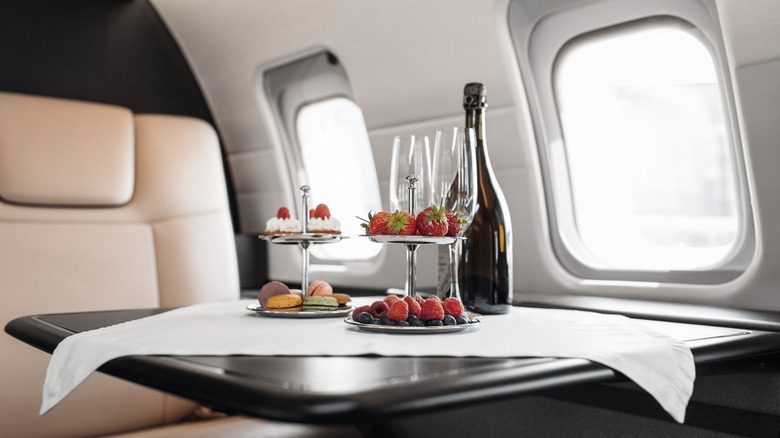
xmin=6 ymin=297 xmax=780 ymax=424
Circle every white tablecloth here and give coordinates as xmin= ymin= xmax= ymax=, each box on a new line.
xmin=41 ymin=298 xmax=695 ymax=422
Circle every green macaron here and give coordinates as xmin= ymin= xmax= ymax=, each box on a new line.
xmin=302 ymin=295 xmax=338 ymax=311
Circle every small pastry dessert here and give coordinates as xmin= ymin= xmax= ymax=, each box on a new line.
xmin=302 ymin=296 xmax=338 ymax=311
xmin=267 ymin=293 xmax=302 ymax=311
xmin=265 ymin=206 xmax=301 ymax=235
xmin=307 ymin=203 xmax=341 ymax=234
xmin=330 ymin=293 xmax=352 ymax=308
xmin=258 ymin=281 xmax=291 ymax=309
xmin=307 ymin=280 xmax=333 ymax=296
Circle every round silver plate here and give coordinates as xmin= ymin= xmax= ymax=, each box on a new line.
xmin=259 ymin=234 xmax=347 ymax=245
xmin=344 ymin=316 xmax=479 ymax=334
xmin=361 ymin=235 xmax=464 ymax=245
xmin=248 ymin=303 xmax=354 ymax=318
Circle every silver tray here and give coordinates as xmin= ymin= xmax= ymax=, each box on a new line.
xmin=361 ymin=235 xmax=464 ymax=245
xmin=344 ymin=316 xmax=479 ymax=334
xmin=248 ymin=303 xmax=354 ymax=318
xmin=259 ymin=233 xmax=347 ymax=245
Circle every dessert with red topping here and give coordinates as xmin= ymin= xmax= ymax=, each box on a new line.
xmin=264 ymin=206 xmax=302 ymax=235
xmin=307 ymin=203 xmax=341 ymax=234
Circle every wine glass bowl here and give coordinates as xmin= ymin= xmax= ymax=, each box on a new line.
xmin=433 ymin=127 xmax=478 ymax=232
xmin=389 ymin=135 xmax=432 ymax=215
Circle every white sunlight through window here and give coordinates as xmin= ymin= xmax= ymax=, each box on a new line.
xmin=554 ymin=21 xmax=740 ymax=270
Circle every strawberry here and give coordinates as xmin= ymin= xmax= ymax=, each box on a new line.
xmin=313 ymin=203 xmax=331 ymax=219
xmin=358 ymin=211 xmax=392 ymax=235
xmin=384 ymin=295 xmax=400 ymax=306
xmin=387 ymin=301 xmax=409 ymax=322
xmin=420 ymin=299 xmax=445 ymax=321
xmin=369 ymin=300 xmax=389 ymax=318
xmin=277 ymin=207 xmax=291 ymax=219
xmin=442 ymin=297 xmax=464 ymax=318
xmin=416 ymin=205 xmax=448 ymax=236
xmin=386 ymin=210 xmax=416 ymax=235
xmin=403 ymin=296 xmax=421 ymax=318
xmin=445 ymin=210 xmax=467 ymax=237
xmin=352 ymin=305 xmax=370 ymax=319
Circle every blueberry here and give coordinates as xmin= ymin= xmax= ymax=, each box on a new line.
xmin=455 ymin=316 xmax=469 ymax=325
xmin=369 ymin=318 xmax=382 ymax=325
xmin=379 ymin=315 xmax=397 ymax=326
xmin=407 ymin=316 xmax=425 ymax=327
xmin=397 ymin=321 xmax=410 ymax=327
xmin=442 ymin=315 xmax=457 ymax=326
xmin=356 ymin=312 xmax=373 ymax=324
xmin=425 ymin=319 xmax=443 ymax=327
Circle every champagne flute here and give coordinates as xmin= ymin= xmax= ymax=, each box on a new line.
xmin=389 ymin=135 xmax=432 ymax=214
xmin=432 ymin=127 xmax=478 ymax=299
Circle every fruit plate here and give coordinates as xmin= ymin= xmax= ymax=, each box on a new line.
xmin=360 ymin=235 xmax=464 ymax=245
xmin=247 ymin=303 xmax=354 ymax=318
xmin=344 ymin=316 xmax=480 ymax=334
xmin=259 ymin=234 xmax=347 ymax=245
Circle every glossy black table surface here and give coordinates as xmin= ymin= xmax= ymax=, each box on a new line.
xmin=6 ymin=298 xmax=780 ymax=425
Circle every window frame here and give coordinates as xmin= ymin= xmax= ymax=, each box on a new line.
xmin=263 ymin=50 xmax=384 ymax=263
xmin=510 ymin=0 xmax=754 ymax=284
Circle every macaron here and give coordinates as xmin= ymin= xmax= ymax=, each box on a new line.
xmin=267 ymin=293 xmax=302 ymax=310
xmin=330 ymin=293 xmax=351 ymax=307
xmin=302 ymin=295 xmax=338 ymax=311
xmin=258 ymin=281 xmax=291 ymax=310
xmin=307 ymin=280 xmax=333 ymax=296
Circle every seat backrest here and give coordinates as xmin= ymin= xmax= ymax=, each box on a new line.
xmin=0 ymin=92 xmax=240 ymax=437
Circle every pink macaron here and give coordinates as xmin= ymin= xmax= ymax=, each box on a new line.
xmin=258 ymin=281 xmax=291 ymax=309
xmin=307 ymin=280 xmax=333 ymax=296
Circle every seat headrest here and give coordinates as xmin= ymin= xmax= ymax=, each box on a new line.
xmin=0 ymin=92 xmax=134 ymax=207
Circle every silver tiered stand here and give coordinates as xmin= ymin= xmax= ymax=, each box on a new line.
xmin=259 ymin=185 xmax=347 ymax=299
xmin=365 ymin=175 xmax=463 ymax=298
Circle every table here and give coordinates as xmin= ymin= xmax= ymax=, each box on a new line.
xmin=6 ymin=298 xmax=780 ymax=432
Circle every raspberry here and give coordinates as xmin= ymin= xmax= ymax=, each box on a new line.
xmin=426 ymin=295 xmax=441 ymax=302
xmin=369 ymin=300 xmax=389 ymax=318
xmin=414 ymin=294 xmax=425 ymax=307
xmin=352 ymin=305 xmax=370 ymax=320
xmin=442 ymin=298 xmax=464 ymax=318
xmin=277 ymin=207 xmax=291 ymax=219
xmin=387 ymin=301 xmax=409 ymax=322
xmin=384 ymin=295 xmax=400 ymax=306
xmin=313 ymin=203 xmax=331 ymax=219
xmin=403 ymin=296 xmax=421 ymax=318
xmin=419 ymin=299 xmax=444 ymax=321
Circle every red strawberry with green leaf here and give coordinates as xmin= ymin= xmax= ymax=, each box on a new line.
xmin=445 ymin=210 xmax=467 ymax=237
xmin=415 ymin=205 xmax=448 ymax=236
xmin=386 ymin=210 xmax=416 ymax=235
xmin=358 ymin=211 xmax=392 ymax=235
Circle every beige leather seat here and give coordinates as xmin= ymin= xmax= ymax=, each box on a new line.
xmin=0 ymin=92 xmax=359 ymax=437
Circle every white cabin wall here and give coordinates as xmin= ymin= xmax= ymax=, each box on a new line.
xmin=151 ymin=0 xmax=780 ymax=310
xmin=149 ymin=0 xmax=531 ymax=292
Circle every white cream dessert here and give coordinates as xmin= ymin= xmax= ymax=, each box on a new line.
xmin=307 ymin=203 xmax=341 ymax=234
xmin=264 ymin=207 xmax=302 ymax=234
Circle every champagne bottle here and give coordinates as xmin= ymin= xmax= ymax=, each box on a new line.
xmin=459 ymin=82 xmax=513 ymax=314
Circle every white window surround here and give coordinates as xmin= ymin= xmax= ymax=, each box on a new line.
xmin=263 ymin=50 xmax=384 ymax=263
xmin=509 ymin=0 xmax=754 ymax=284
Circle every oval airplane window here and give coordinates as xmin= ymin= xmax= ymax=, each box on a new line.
xmin=552 ymin=18 xmax=742 ymax=272
xmin=296 ymin=97 xmax=382 ymax=260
